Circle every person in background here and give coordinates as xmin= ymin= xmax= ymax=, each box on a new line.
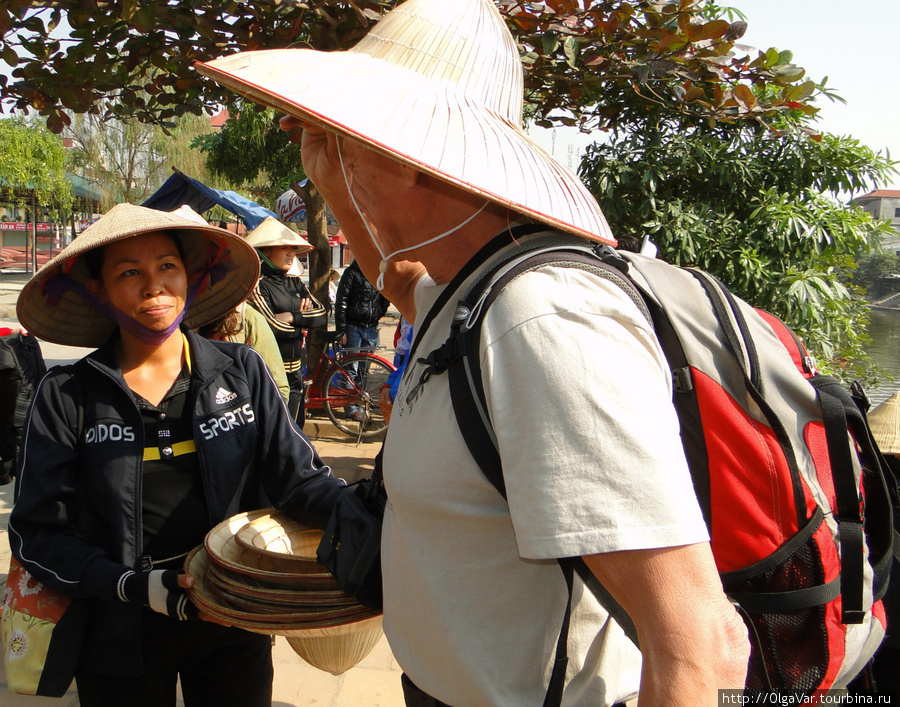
xmin=0 ymin=325 xmax=42 ymax=485
xmin=334 ymin=259 xmax=390 ymax=422
xmin=246 ymin=216 xmax=326 ymax=426
xmin=198 ymin=302 xmax=291 ymax=404
xmin=380 ymin=316 xmax=412 ymax=425
xmin=850 ymin=392 xmax=900 ymax=695
xmin=9 ymin=204 xmax=346 ymax=706
xmin=326 ymin=268 xmax=341 ymax=320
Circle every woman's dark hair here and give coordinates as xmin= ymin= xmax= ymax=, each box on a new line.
xmin=198 ymin=308 xmax=244 ymax=340
xmin=82 ymin=231 xmax=187 ymax=280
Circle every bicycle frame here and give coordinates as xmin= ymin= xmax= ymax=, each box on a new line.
xmin=304 ymin=341 xmax=394 ymax=410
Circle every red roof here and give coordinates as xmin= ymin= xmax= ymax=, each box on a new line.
xmin=210 ymin=109 xmax=230 ymax=128
xmin=858 ymin=190 xmax=900 ymax=199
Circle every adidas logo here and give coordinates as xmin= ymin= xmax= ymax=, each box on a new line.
xmin=215 ymin=387 xmax=237 ymax=405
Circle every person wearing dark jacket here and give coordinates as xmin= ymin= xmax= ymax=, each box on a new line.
xmin=334 ymin=259 xmax=390 ymax=346
xmin=245 ymin=217 xmax=326 ymax=425
xmin=334 ymin=260 xmax=390 ymax=421
xmin=9 ymin=204 xmax=346 ymax=707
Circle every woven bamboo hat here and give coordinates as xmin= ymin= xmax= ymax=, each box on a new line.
xmin=868 ymin=392 xmax=900 ymax=455
xmin=17 ymin=203 xmax=260 ymax=347
xmin=245 ymin=217 xmax=314 ymax=253
xmin=195 ymin=0 xmax=615 ymax=246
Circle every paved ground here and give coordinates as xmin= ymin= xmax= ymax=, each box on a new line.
xmin=0 ymin=270 xmax=403 ymax=706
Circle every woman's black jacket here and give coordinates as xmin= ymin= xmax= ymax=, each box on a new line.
xmin=248 ymin=260 xmax=327 ymax=370
xmin=9 ymin=329 xmax=345 ymax=676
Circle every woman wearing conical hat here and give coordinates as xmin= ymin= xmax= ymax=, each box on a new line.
xmin=198 ymin=0 xmax=749 ymax=704
xmin=860 ymin=392 xmax=900 ymax=694
xmin=9 ymin=204 xmax=345 ymax=706
xmin=245 ymin=216 xmax=326 ymax=426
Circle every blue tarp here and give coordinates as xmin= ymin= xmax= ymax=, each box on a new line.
xmin=142 ymin=169 xmax=277 ymax=231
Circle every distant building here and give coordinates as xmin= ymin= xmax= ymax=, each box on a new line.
xmin=853 ymin=190 xmax=900 ymax=254
xmin=210 ymin=109 xmax=230 ymax=129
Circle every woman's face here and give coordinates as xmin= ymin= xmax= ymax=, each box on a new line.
xmin=261 ymin=245 xmax=297 ymax=273
xmin=93 ymin=231 xmax=188 ymax=332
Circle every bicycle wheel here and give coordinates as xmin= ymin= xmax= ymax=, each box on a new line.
xmin=323 ymin=354 xmax=394 ymax=439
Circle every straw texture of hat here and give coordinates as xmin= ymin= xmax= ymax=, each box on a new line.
xmin=245 ymin=216 xmax=314 ymax=253
xmin=868 ymin=392 xmax=900 ymax=455
xmin=195 ymin=0 xmax=615 ymax=246
xmin=17 ymin=203 xmax=260 ymax=347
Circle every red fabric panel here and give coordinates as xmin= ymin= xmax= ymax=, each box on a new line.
xmin=812 ymin=519 xmax=843 ymax=690
xmin=805 ymin=422 xmax=837 ymax=513
xmin=695 ymin=369 xmax=803 ymax=572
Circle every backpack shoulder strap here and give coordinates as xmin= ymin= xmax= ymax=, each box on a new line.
xmin=445 ymin=239 xmax=649 ymax=495
xmin=433 ymin=239 xmax=646 ymax=675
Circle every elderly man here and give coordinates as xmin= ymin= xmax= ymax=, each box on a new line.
xmin=197 ymin=0 xmax=749 ymax=704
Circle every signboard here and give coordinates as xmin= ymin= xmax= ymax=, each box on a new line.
xmin=0 ymin=222 xmax=52 ymax=231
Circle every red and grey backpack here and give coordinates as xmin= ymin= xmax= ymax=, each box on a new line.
xmin=411 ymin=228 xmax=895 ymax=701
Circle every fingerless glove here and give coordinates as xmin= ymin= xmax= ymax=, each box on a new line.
xmin=115 ymin=569 xmax=199 ymax=621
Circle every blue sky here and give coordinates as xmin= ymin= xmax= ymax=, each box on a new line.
xmin=737 ymin=0 xmax=899 ymax=189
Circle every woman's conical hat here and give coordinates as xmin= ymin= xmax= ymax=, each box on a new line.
xmin=245 ymin=217 xmax=314 ymax=253
xmin=17 ymin=203 xmax=260 ymax=347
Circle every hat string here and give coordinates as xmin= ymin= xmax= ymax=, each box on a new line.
xmin=41 ymin=236 xmax=237 ymax=346
xmin=336 ymin=138 xmax=488 ymax=291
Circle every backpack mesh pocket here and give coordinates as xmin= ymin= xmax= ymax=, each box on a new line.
xmin=724 ymin=526 xmax=830 ymax=692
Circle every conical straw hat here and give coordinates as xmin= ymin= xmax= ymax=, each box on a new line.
xmin=245 ymin=217 xmax=313 ymax=253
xmin=286 ymin=618 xmax=384 ymax=675
xmin=868 ymin=392 xmax=900 ymax=455
xmin=17 ymin=203 xmax=260 ymax=347
xmin=195 ymin=0 xmax=615 ymax=246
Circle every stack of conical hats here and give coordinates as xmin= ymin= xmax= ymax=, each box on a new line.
xmin=868 ymin=392 xmax=900 ymax=455
xmin=186 ymin=509 xmax=382 ymax=675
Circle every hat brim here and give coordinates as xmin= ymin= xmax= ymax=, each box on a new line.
xmin=868 ymin=392 xmax=900 ymax=455
xmin=18 ymin=207 xmax=260 ymax=348
xmin=196 ymin=49 xmax=616 ymax=246
xmin=246 ymin=216 xmax=314 ymax=253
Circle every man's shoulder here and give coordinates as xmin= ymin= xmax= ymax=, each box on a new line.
xmin=489 ymin=261 xmax=645 ymax=320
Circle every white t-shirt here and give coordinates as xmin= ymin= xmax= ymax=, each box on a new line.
xmin=382 ymin=247 xmax=709 ymax=706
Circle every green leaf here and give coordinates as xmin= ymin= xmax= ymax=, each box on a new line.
xmin=2 ymin=44 xmax=19 ymax=67
xmin=563 ymin=37 xmax=578 ymax=68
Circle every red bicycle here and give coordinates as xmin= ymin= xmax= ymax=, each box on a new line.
xmin=304 ymin=332 xmax=396 ymax=439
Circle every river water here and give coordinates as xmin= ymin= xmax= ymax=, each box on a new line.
xmin=864 ymin=308 xmax=900 ymax=407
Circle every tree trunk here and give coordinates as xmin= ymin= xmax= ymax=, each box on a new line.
xmin=293 ymin=180 xmax=330 ymax=372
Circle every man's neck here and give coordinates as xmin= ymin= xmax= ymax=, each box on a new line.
xmin=417 ymin=211 xmax=520 ymax=285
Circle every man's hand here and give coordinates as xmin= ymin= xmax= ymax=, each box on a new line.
xmin=280 ymin=116 xmax=347 ymax=204
xmin=582 ymin=543 xmax=749 ymax=704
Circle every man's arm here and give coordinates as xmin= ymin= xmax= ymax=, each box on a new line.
xmin=582 ymin=543 xmax=749 ymax=705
